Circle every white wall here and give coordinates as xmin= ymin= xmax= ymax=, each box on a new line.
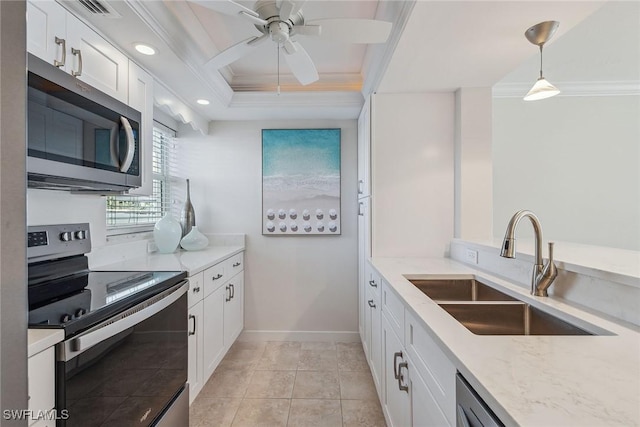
xmin=177 ymin=119 xmax=358 ymax=338
xmin=371 ymin=92 xmax=455 ymax=258
xmin=493 ymin=95 xmax=640 ymax=251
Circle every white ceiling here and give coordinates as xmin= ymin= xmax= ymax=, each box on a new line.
xmin=60 ymin=0 xmax=625 ymax=122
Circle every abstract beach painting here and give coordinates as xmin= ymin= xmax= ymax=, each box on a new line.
xmin=262 ymin=129 xmax=341 ymax=235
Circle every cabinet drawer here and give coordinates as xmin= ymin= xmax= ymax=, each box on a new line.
xmin=405 ymin=309 xmax=456 ymax=425
xmin=28 ymin=347 xmax=55 ymax=416
xmin=188 ymin=272 xmax=204 ymax=308
xmin=203 ymin=263 xmax=226 ymax=297
xmin=382 ymin=280 xmax=404 ymax=345
xmin=225 ymin=252 xmax=244 ymax=277
xmin=365 ymin=261 xmax=381 ymax=299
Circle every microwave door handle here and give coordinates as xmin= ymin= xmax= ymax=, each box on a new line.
xmin=119 ymin=116 xmax=136 ymax=172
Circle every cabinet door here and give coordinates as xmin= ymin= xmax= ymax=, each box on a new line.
xmin=223 ymin=274 xmax=244 ymax=347
xmin=188 ymin=300 xmax=204 ymax=404
xmin=382 ymin=314 xmax=410 ymax=427
xmin=362 ymin=283 xmax=372 ymax=359
xmin=28 ymin=347 xmax=55 ymax=417
xmin=66 ymin=17 xmax=128 ymax=103
xmin=409 ymin=356 xmax=451 ymax=427
xmin=370 ymin=290 xmax=382 ymax=397
xmin=127 ymin=62 xmax=154 ymax=196
xmin=27 ymin=0 xmax=67 ymax=68
xmin=358 ymin=197 xmax=370 ymax=343
xmin=203 ymin=286 xmax=225 ymax=380
xmin=357 ymin=96 xmax=371 ymax=198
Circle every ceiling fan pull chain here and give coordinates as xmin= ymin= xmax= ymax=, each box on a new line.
xmin=277 ymin=43 xmax=281 ymax=95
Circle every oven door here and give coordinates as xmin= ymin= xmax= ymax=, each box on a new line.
xmin=56 ymin=282 xmax=188 ymax=427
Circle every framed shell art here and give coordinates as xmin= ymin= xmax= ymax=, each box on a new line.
xmin=262 ymin=129 xmax=341 ymax=235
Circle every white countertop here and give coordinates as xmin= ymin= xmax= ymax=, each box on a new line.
xmin=371 ymin=256 xmax=640 ymax=427
xmin=28 ymin=329 xmax=64 ymax=357
xmin=93 ymin=245 xmax=244 ymax=276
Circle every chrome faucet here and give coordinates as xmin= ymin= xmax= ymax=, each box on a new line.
xmin=500 ymin=210 xmax=557 ymax=297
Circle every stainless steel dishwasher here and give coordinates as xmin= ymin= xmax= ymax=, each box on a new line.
xmin=456 ymin=373 xmax=504 ymax=427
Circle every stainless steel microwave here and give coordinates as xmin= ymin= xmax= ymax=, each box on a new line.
xmin=27 ymin=53 xmax=142 ymax=193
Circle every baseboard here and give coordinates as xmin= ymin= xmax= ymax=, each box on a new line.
xmin=239 ymin=330 xmax=361 ymax=343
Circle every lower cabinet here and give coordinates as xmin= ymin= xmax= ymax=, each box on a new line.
xmin=187 ymin=252 xmax=245 ymax=404
xmin=382 ymin=313 xmax=410 ymax=427
xmin=28 ymin=346 xmax=56 ymax=426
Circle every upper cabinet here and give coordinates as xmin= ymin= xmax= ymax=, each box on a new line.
xmin=127 ymin=63 xmax=154 ymax=196
xmin=357 ymin=95 xmax=372 ymax=200
xmin=27 ymin=0 xmax=129 ymax=104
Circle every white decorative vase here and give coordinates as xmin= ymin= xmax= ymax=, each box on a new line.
xmin=180 ymin=226 xmax=209 ymax=251
xmin=153 ymin=213 xmax=182 ymax=253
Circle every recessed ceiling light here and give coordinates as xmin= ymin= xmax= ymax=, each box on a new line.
xmin=196 ymin=99 xmax=210 ymax=105
xmin=134 ymin=43 xmax=156 ymax=56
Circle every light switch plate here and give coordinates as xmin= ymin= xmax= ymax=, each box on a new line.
xmin=465 ymin=248 xmax=478 ymax=264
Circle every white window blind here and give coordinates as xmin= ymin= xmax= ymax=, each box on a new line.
xmin=106 ymin=122 xmax=178 ymax=233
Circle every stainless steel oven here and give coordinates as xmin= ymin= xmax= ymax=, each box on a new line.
xmin=27 ymin=53 xmax=141 ymax=193
xmin=28 ymin=224 xmax=188 ymax=426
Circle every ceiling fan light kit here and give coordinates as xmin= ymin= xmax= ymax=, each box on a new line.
xmin=523 ymin=20 xmax=560 ymax=101
xmin=195 ymin=0 xmax=392 ymax=89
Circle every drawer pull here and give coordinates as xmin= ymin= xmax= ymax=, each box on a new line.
xmin=393 ymin=351 xmax=403 ymax=379
xmin=188 ymin=314 xmax=196 ymax=336
xmin=367 ymin=300 xmax=376 ymax=308
xmin=368 ymin=280 xmax=377 ymax=288
xmin=232 ymin=262 xmax=241 ymax=267
xmin=230 ymin=283 xmax=235 ymax=299
xmin=212 ymin=273 xmax=223 ymax=281
xmin=192 ymin=286 xmax=200 ymax=293
xmin=397 ymin=361 xmax=409 ymax=392
xmin=225 ymin=285 xmax=231 ymax=302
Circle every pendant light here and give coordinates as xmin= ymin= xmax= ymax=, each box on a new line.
xmin=524 ymin=21 xmax=560 ymax=101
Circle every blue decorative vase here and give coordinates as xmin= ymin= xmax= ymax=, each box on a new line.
xmin=154 ymin=213 xmax=182 ymax=253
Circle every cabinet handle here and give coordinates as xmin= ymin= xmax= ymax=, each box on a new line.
xmin=367 ymin=299 xmax=376 ymax=308
xmin=358 ymin=202 xmax=364 ymax=216
xmin=192 ymin=286 xmax=200 ymax=293
xmin=225 ymin=285 xmax=231 ymax=302
xmin=368 ymin=280 xmax=377 ymax=288
xmin=393 ymin=351 xmax=403 ymax=380
xmin=54 ymin=36 xmax=66 ymax=67
xmin=230 ymin=283 xmax=235 ymax=299
xmin=232 ymin=262 xmax=241 ymax=267
xmin=188 ymin=314 xmax=196 ymax=336
xmin=212 ymin=273 xmax=223 ymax=281
xmin=397 ymin=361 xmax=409 ymax=393
xmin=357 ymin=179 xmax=364 ymax=195
xmin=71 ymin=48 xmax=82 ymax=77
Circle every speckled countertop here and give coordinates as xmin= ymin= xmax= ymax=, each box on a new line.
xmin=370 ymin=257 xmax=640 ymax=426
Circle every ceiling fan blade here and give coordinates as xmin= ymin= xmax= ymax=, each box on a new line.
xmin=279 ymin=0 xmax=306 ymax=21
xmin=205 ymin=35 xmax=269 ymax=68
xmin=190 ymin=0 xmax=267 ymax=26
xmin=292 ymin=25 xmax=321 ymax=37
xmin=282 ymin=41 xmax=318 ymax=85
xmin=306 ymin=18 xmax=392 ymax=43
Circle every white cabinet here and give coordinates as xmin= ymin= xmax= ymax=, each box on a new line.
xmin=27 ymin=0 xmax=129 ymax=103
xmin=357 ymin=95 xmax=372 ymax=199
xmin=382 ymin=313 xmax=410 ymax=427
xmin=188 ymin=252 xmax=245 ymax=404
xmin=28 ymin=347 xmax=55 ymax=426
xmin=223 ymin=273 xmax=244 ymax=346
xmin=127 ymin=62 xmax=154 ymax=196
xmin=362 ymin=261 xmax=382 ymax=395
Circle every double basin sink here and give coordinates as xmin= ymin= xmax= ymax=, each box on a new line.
xmin=407 ymin=278 xmax=596 ymax=336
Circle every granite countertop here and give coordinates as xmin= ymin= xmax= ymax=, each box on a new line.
xmin=370 ymin=256 xmax=640 ymax=426
xmin=93 ymin=245 xmax=244 ymax=276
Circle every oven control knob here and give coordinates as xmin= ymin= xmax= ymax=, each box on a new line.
xmin=60 ymin=313 xmax=72 ymax=323
xmin=75 ymin=308 xmax=86 ymax=318
xmin=60 ymin=232 xmax=73 ymax=242
xmin=74 ymin=230 xmax=86 ymax=240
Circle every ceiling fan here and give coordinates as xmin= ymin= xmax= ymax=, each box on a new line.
xmin=191 ymin=0 xmax=392 ymax=86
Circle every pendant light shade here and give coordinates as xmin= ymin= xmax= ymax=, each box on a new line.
xmin=524 ymin=77 xmax=560 ymax=101
xmin=523 ymin=21 xmax=560 ymax=101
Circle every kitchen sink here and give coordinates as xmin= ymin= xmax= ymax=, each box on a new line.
xmin=408 ymin=278 xmax=517 ymax=302
xmin=438 ymin=302 xmax=593 ymax=336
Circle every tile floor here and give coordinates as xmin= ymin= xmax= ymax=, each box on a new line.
xmin=189 ymin=341 xmax=387 ymax=427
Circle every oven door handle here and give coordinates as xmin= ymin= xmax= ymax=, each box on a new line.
xmin=63 ymin=281 xmax=188 ymax=361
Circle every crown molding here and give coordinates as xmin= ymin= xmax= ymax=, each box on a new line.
xmin=493 ymin=80 xmax=640 ymax=98
xmin=231 ymin=73 xmax=363 ymax=92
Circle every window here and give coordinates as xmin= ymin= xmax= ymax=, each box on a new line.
xmin=106 ymin=122 xmax=177 ymax=234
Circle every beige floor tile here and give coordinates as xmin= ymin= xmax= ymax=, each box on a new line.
xmin=245 ymin=370 xmax=296 ymax=399
xmin=339 ymin=371 xmax=378 ymax=400
xmin=231 ymin=398 xmax=291 ymax=427
xmin=297 ymin=349 xmax=338 ymax=371
xmin=190 ymin=397 xmax=242 ymax=427
xmin=337 ymin=347 xmax=369 ymax=372
xmin=342 ymin=399 xmax=387 ymax=427
xmin=256 ymin=348 xmax=300 ymax=371
xmin=230 ymin=341 xmax=267 ymax=353
xmin=217 ymin=350 xmax=262 ymax=371
xmin=292 ymin=370 xmax=340 ymax=399
xmin=300 ymin=341 xmax=337 ymax=351
xmin=200 ymin=369 xmax=254 ymax=398
xmin=265 ymin=341 xmax=301 ymax=351
xmin=336 ymin=342 xmax=364 ymax=352
xmin=287 ymin=399 xmax=342 ymax=427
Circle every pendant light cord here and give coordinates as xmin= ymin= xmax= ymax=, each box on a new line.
xmin=539 ymin=44 xmax=544 ymax=79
